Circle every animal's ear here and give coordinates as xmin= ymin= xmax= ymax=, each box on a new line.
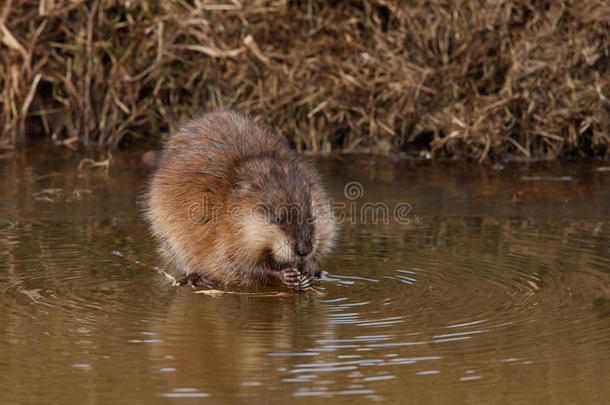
xmin=233 ymin=181 xmax=252 ymax=192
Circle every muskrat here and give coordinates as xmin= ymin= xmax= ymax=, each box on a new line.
xmin=145 ymin=109 xmax=336 ymax=291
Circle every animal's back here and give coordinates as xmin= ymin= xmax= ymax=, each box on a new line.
xmin=158 ymin=110 xmax=292 ymax=175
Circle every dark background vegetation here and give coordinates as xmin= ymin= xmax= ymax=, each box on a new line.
xmin=0 ymin=0 xmax=608 ymax=161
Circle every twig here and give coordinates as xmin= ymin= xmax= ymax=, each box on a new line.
xmin=196 ymin=290 xmax=293 ymax=297
xmin=112 ymin=249 xmax=179 ymax=286
xmin=78 ymin=150 xmax=112 ymax=171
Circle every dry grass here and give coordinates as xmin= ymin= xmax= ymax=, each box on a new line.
xmin=0 ymin=0 xmax=608 ymax=160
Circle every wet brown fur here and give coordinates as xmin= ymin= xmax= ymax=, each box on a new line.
xmin=145 ymin=109 xmax=336 ymax=286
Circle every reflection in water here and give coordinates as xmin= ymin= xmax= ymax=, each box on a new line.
xmin=1 ymin=146 xmax=609 ymax=404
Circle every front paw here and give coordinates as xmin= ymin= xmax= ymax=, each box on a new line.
xmin=281 ymin=268 xmax=314 ymax=291
xmin=296 ymin=272 xmax=314 ymax=291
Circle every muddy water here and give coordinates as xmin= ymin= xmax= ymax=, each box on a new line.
xmin=1 ymin=145 xmax=609 ymax=404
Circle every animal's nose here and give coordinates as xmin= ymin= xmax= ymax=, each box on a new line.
xmin=296 ymin=241 xmax=312 ymax=257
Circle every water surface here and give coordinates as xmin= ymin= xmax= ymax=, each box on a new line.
xmin=1 ymin=146 xmax=609 ymax=404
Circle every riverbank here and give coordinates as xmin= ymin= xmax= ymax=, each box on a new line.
xmin=1 ymin=0 xmax=608 ymax=161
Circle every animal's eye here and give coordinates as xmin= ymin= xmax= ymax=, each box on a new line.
xmin=274 ymin=215 xmax=285 ymax=225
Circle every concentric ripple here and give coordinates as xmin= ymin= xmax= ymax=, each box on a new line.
xmin=258 ymin=217 xmax=610 ymax=402
xmin=1 ymin=150 xmax=609 ymax=404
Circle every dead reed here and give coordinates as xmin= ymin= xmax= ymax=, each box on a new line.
xmin=0 ymin=0 xmax=608 ymax=160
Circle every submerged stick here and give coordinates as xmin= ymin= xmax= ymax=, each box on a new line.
xmin=112 ymin=250 xmax=179 ymax=286
xmin=111 ymin=250 xmax=319 ymax=296
xmin=196 ymin=290 xmax=294 ymax=297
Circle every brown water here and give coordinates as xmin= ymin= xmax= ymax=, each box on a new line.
xmin=1 ymin=145 xmax=609 ymax=404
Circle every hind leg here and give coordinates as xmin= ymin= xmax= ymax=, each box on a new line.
xmin=178 ymin=272 xmax=215 ymax=287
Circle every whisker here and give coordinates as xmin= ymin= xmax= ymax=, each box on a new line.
xmin=269 ymin=241 xmax=289 ymax=257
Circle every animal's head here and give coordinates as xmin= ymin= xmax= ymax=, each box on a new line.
xmin=231 ymin=157 xmax=318 ymax=268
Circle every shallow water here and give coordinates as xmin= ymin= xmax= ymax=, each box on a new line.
xmin=1 ymin=145 xmax=609 ymax=404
